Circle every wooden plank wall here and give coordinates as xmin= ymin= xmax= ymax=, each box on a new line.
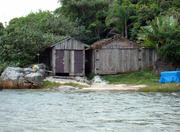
xmin=94 ymin=48 xmax=157 ymax=74
xmin=55 ymin=38 xmax=85 ymax=50
xmin=51 ymin=38 xmax=86 ymax=76
xmin=52 ymin=49 xmax=85 ymax=76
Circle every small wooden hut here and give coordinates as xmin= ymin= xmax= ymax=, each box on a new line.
xmin=50 ymin=37 xmax=89 ymax=76
xmin=87 ymin=35 xmax=157 ymax=75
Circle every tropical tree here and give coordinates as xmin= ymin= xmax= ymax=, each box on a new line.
xmin=138 ymin=16 xmax=179 ymax=49
xmin=138 ymin=16 xmax=180 ymax=64
xmin=106 ymin=0 xmax=131 ymax=38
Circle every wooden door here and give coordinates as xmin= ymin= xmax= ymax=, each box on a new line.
xmin=74 ymin=50 xmax=84 ymax=74
xmin=55 ymin=50 xmax=64 ymax=73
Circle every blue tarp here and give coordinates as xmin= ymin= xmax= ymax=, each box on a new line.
xmin=159 ymin=71 xmax=180 ymax=83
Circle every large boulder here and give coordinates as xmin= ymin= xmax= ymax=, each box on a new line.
xmin=0 ymin=66 xmax=46 ymax=89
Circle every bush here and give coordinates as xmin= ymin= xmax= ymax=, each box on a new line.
xmin=87 ymin=72 xmax=95 ymax=80
xmin=0 ymin=61 xmax=20 ymax=74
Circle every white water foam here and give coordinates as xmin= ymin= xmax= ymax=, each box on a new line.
xmin=92 ymin=76 xmax=108 ymax=84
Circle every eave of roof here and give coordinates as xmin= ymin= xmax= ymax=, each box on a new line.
xmin=50 ymin=37 xmax=90 ymax=48
xmin=87 ymin=35 xmax=139 ymax=50
xmin=50 ymin=37 xmax=71 ymax=48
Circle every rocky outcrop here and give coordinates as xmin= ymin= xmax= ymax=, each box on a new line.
xmin=0 ymin=66 xmax=46 ymax=89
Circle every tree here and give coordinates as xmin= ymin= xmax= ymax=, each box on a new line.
xmin=48 ymin=13 xmax=86 ymax=41
xmin=58 ymin=0 xmax=110 ymax=43
xmin=0 ymin=22 xmax=4 ymax=36
xmin=6 ymin=11 xmax=54 ymax=34
xmin=0 ymin=11 xmax=65 ymax=67
xmin=106 ymin=0 xmax=131 ymax=38
xmin=138 ymin=16 xmax=180 ymax=64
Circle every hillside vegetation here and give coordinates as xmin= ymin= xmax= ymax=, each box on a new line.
xmin=0 ymin=0 xmax=179 ymax=73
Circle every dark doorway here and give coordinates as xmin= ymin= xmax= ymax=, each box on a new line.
xmin=74 ymin=50 xmax=84 ymax=74
xmin=55 ymin=50 xmax=64 ymax=73
xmin=55 ymin=73 xmax=69 ymax=76
xmin=85 ymin=50 xmax=92 ymax=75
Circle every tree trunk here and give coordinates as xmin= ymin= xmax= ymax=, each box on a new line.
xmin=125 ymin=18 xmax=128 ymax=38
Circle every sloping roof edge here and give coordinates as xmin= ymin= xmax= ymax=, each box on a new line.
xmin=50 ymin=37 xmax=71 ymax=48
xmin=87 ymin=35 xmax=139 ymax=50
xmin=50 ymin=37 xmax=90 ymax=48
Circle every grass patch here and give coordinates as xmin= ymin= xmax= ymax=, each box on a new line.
xmin=101 ymin=70 xmax=180 ymax=92
xmin=63 ymin=82 xmax=89 ymax=88
xmin=43 ymin=81 xmax=63 ymax=88
xmin=139 ymin=83 xmax=180 ymax=92
xmin=43 ymin=81 xmax=89 ymax=89
xmin=102 ymin=70 xmax=159 ymax=85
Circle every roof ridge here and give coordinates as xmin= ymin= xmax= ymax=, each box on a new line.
xmin=88 ymin=35 xmax=139 ymax=50
xmin=50 ymin=37 xmax=71 ymax=47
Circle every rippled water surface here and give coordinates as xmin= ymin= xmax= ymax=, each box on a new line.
xmin=0 ymin=89 xmax=180 ymax=132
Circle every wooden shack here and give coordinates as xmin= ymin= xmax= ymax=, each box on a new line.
xmin=87 ymin=35 xmax=157 ymax=75
xmin=50 ymin=37 xmax=89 ymax=76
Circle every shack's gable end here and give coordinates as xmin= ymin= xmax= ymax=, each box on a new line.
xmin=89 ymin=36 xmax=139 ymax=50
xmin=101 ymin=39 xmax=139 ymax=49
xmin=51 ymin=38 xmax=87 ymax=76
xmin=53 ymin=38 xmax=88 ymax=50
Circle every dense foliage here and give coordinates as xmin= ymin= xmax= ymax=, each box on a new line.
xmin=58 ymin=0 xmax=110 ymax=43
xmin=138 ymin=16 xmax=180 ymax=64
xmin=0 ymin=0 xmax=179 ymax=72
xmin=0 ymin=11 xmax=84 ymax=72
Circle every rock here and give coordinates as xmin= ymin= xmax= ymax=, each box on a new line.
xmin=0 ymin=66 xmax=46 ymax=89
xmin=38 ymin=69 xmax=46 ymax=77
xmin=25 ymin=72 xmax=44 ymax=84
xmin=74 ymin=76 xmax=91 ymax=84
xmin=1 ymin=67 xmax=24 ymax=81
xmin=24 ymin=68 xmax=35 ymax=74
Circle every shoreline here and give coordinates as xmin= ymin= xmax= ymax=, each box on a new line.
xmin=1 ymin=75 xmax=179 ymax=92
xmin=44 ymin=77 xmax=147 ymax=92
xmin=44 ymin=76 xmax=180 ymax=92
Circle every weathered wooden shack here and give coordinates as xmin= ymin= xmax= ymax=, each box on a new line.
xmin=50 ymin=37 xmax=89 ymax=76
xmin=87 ymin=35 xmax=157 ymax=75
